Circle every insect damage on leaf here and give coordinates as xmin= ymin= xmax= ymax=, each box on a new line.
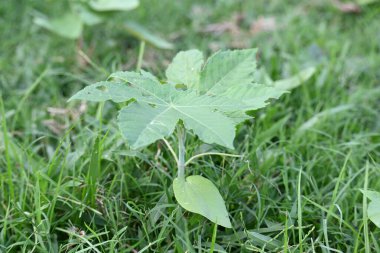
xmin=69 ymin=48 xmax=288 ymax=149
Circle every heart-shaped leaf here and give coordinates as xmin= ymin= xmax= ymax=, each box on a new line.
xmin=368 ymin=201 xmax=380 ymax=228
xmin=361 ymin=190 xmax=380 ymax=228
xmin=173 ymin=175 xmax=232 ymax=228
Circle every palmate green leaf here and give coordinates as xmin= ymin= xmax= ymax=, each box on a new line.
xmin=166 ymin=50 xmax=204 ymax=88
xmin=118 ymin=99 xmax=236 ymax=149
xmin=69 ymin=48 xmax=290 ymax=148
xmin=68 ymin=81 xmax=140 ymax=102
xmin=173 ymin=175 xmax=232 ymax=228
xmin=113 ymin=72 xmax=236 ymax=149
xmin=68 ymin=48 xmax=309 ymax=229
xmin=200 ymin=49 xmax=258 ymax=93
xmin=70 ymin=71 xmax=236 ymax=149
xmin=200 ymin=49 xmax=287 ymax=122
xmin=118 ymin=103 xmax=178 ymax=149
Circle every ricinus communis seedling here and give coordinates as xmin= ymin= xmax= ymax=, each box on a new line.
xmin=69 ymin=48 xmax=291 ymax=228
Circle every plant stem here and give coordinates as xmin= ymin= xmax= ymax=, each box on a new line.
xmin=136 ymin=40 xmax=146 ymax=72
xmin=177 ymin=126 xmax=186 ymax=180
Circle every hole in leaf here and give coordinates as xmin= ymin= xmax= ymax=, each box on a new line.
xmin=175 ymin=83 xmax=187 ymax=90
xmin=96 ymin=85 xmax=108 ymax=92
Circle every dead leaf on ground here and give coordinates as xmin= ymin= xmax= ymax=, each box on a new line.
xmin=202 ymin=13 xmax=244 ymax=35
xmin=191 ymin=4 xmax=210 ymax=17
xmin=208 ymin=42 xmax=223 ymax=52
xmin=230 ymin=37 xmax=250 ymax=49
xmin=203 ymin=21 xmax=240 ymax=35
xmin=43 ymin=119 xmax=68 ymax=135
xmin=332 ymin=0 xmax=361 ymax=13
xmin=203 ymin=13 xmax=251 ymax=49
xmin=70 ymin=102 xmax=88 ymax=120
xmin=44 ymin=102 xmax=87 ymax=134
xmin=140 ymin=48 xmax=168 ymax=73
xmin=47 ymin=102 xmax=87 ymax=119
xmin=250 ymin=16 xmax=277 ymax=35
xmin=47 ymin=107 xmax=70 ymax=116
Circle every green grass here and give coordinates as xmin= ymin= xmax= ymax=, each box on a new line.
xmin=1 ymin=0 xmax=380 ymax=252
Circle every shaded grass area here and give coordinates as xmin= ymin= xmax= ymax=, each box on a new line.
xmin=1 ymin=0 xmax=380 ymax=252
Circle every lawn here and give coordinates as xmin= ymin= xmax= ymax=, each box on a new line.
xmin=1 ymin=0 xmax=379 ymax=252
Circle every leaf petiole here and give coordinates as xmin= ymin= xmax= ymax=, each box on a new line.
xmin=161 ymin=138 xmax=179 ymax=165
xmin=177 ymin=125 xmax=186 ymax=180
xmin=185 ymin=152 xmax=243 ymax=167
xmin=136 ymin=40 xmax=146 ymax=71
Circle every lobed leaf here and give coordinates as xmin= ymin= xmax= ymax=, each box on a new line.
xmin=71 ymin=71 xmax=236 ymax=149
xmin=69 ymin=48 xmax=294 ymax=149
xmin=199 ymin=49 xmax=288 ymax=117
xmin=118 ymin=103 xmax=178 ymax=149
xmin=200 ymin=49 xmax=258 ymax=93
xmin=67 ymin=81 xmax=138 ymax=102
xmin=166 ymin=50 xmax=204 ymax=89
